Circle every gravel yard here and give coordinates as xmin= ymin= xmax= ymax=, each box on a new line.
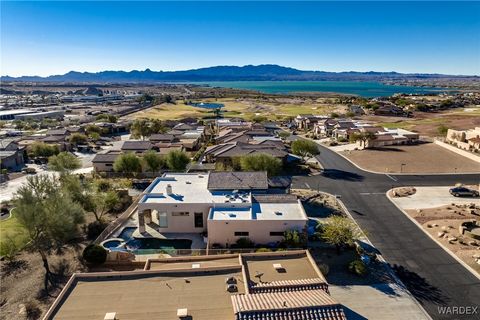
xmin=390 ymin=190 xmax=480 ymax=276
xmin=342 ymin=143 xmax=480 ymax=173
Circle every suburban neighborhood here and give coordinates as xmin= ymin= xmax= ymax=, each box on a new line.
xmin=2 ymin=2 xmax=480 ymax=320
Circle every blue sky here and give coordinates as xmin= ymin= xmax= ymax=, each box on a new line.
xmin=1 ymin=1 xmax=479 ymax=76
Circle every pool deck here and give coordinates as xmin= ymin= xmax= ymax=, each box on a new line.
xmin=110 ymin=221 xmax=206 ymax=250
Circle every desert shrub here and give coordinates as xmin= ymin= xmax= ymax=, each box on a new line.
xmin=86 ymin=221 xmax=108 ymax=240
xmin=0 ymin=236 xmax=19 ymax=261
xmin=437 ymin=124 xmax=449 ymax=136
xmin=348 ymin=259 xmax=367 ymax=276
xmin=25 ymin=300 xmax=41 ymax=320
xmin=255 ymin=247 xmax=272 ymax=253
xmin=235 ymin=237 xmax=254 ymax=248
xmin=96 ymin=179 xmax=112 ymax=192
xmin=337 ymin=137 xmax=347 ymax=143
xmin=239 ymin=153 xmax=282 ymax=176
xmin=282 ymin=229 xmax=306 ymax=248
xmin=82 ymin=244 xmax=107 ymax=265
xmin=318 ymin=263 xmax=330 ymax=276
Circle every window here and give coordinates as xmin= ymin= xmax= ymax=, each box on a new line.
xmin=234 ymin=231 xmax=249 ymax=237
xmin=172 ymin=212 xmax=189 ymax=216
xmin=270 ymin=232 xmax=284 ymax=236
xmin=158 ymin=212 xmax=168 ymax=228
xmin=194 ymin=212 xmax=203 ymax=228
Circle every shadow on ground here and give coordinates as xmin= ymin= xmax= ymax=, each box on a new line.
xmin=321 ymin=169 xmax=364 ymax=182
xmin=369 ymin=147 xmax=406 ymax=152
xmin=391 ymin=264 xmax=447 ymax=305
xmin=1 ymin=259 xmax=29 ymax=277
xmin=310 ymin=247 xmax=400 ymax=298
xmin=342 ymin=306 xmax=368 ymax=320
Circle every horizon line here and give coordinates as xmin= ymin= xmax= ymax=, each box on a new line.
xmin=2 ymin=64 xmax=479 ymax=78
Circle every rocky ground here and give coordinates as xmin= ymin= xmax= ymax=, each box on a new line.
xmin=406 ymin=203 xmax=480 ymax=274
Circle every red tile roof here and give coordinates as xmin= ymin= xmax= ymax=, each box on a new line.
xmin=232 ymin=290 xmax=346 ymax=320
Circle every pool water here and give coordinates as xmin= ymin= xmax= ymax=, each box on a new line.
xmin=126 ymin=238 xmax=192 ymax=251
xmin=118 ymin=227 xmax=137 ymax=241
xmin=112 ymin=227 xmax=193 ymax=253
xmin=103 ymin=240 xmax=123 ymax=249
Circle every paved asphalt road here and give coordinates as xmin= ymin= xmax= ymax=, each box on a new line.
xmin=292 ymin=143 xmax=480 ymax=320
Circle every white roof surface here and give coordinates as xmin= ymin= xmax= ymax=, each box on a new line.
xmin=210 ymin=202 xmax=306 ymax=221
xmin=142 ymin=173 xmax=248 ymax=204
xmin=141 ymin=173 xmax=307 ymax=221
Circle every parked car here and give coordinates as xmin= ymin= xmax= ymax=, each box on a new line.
xmin=449 ymin=186 xmax=479 ymax=197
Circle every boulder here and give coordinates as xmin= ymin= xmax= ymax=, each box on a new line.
xmin=18 ymin=304 xmax=26 ymax=315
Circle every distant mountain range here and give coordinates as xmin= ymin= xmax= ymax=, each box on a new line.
xmin=1 ymin=64 xmax=478 ymax=83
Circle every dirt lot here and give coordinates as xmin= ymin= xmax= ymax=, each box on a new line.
xmin=0 ymin=210 xmax=123 ymax=320
xmin=406 ymin=203 xmax=480 ymax=275
xmin=0 ymin=245 xmax=87 ymax=320
xmin=292 ymin=189 xmax=343 ymax=218
xmin=364 ymin=107 xmax=480 ymax=137
xmin=342 ymin=142 xmax=480 ymax=173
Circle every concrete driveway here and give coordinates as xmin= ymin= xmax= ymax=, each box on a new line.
xmin=391 ymin=187 xmax=480 ymax=210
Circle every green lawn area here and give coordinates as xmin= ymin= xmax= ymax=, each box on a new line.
xmin=0 ymin=210 xmax=29 ymax=256
xmin=124 ymin=97 xmax=346 ymax=121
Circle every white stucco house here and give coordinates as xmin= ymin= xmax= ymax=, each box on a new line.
xmin=136 ymin=172 xmax=308 ymax=248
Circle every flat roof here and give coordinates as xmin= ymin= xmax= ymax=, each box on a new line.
xmin=243 ymin=253 xmax=324 ymax=285
xmin=210 ymin=202 xmax=306 ymax=221
xmin=148 ymin=256 xmax=241 ymax=271
xmin=44 ymin=251 xmax=342 ymax=320
xmin=142 ymin=173 xmax=250 ymax=204
xmin=52 ymin=269 xmax=243 ymax=320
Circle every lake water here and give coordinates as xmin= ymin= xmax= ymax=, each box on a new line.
xmin=192 ymin=81 xmax=450 ymax=98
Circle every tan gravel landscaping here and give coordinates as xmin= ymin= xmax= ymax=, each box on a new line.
xmin=405 ymin=204 xmax=480 ymax=275
xmin=390 ymin=187 xmax=416 ymax=198
xmin=342 ymin=143 xmax=480 ymax=173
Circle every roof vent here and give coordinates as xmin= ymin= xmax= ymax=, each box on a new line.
xmin=225 ymin=276 xmax=237 ymax=284
xmin=226 ymin=284 xmax=238 ymax=292
xmin=186 ymin=181 xmax=191 ymax=184
xmin=198 ymin=175 xmax=204 ymax=178
xmin=104 ymin=313 xmax=116 ymax=320
xmin=275 ymin=211 xmax=283 ymax=216
xmin=166 ymin=184 xmax=173 ymax=195
xmin=177 ymin=308 xmax=189 ymax=318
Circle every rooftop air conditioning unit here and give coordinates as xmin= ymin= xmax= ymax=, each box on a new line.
xmin=166 ymin=184 xmax=173 ymax=195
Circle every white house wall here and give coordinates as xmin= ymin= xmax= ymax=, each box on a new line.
xmin=207 ymin=219 xmax=307 ymax=247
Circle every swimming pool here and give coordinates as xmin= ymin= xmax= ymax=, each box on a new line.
xmin=110 ymin=227 xmax=193 ymax=253
xmin=102 ymin=239 xmax=123 ymax=249
xmin=126 ymin=238 xmax=192 ymax=251
xmin=118 ymin=226 xmax=137 ymax=241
